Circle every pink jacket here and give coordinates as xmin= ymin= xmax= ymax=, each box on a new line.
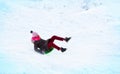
xmin=31 ymin=32 xmax=41 ymax=43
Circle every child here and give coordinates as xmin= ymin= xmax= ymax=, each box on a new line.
xmin=30 ymin=30 xmax=71 ymax=54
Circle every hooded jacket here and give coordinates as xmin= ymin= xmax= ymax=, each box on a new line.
xmin=31 ymin=31 xmax=49 ymax=51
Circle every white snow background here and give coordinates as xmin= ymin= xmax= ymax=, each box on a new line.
xmin=0 ymin=0 xmax=120 ymax=74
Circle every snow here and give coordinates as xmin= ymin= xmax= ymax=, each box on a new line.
xmin=0 ymin=0 xmax=120 ymax=74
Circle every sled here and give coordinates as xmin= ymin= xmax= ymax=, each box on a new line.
xmin=44 ymin=47 xmax=54 ymax=54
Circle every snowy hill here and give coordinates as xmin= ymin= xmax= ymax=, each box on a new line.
xmin=0 ymin=0 xmax=120 ymax=74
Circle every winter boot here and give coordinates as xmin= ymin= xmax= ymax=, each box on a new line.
xmin=65 ymin=37 xmax=71 ymax=42
xmin=61 ymin=47 xmax=67 ymax=52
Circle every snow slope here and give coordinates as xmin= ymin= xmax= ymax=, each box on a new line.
xmin=0 ymin=0 xmax=120 ymax=74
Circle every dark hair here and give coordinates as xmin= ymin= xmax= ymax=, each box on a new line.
xmin=30 ymin=30 xmax=33 ymax=33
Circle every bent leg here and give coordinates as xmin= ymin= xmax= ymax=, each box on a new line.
xmin=49 ymin=35 xmax=65 ymax=42
xmin=47 ymin=42 xmax=61 ymax=50
xmin=47 ymin=35 xmax=65 ymax=50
